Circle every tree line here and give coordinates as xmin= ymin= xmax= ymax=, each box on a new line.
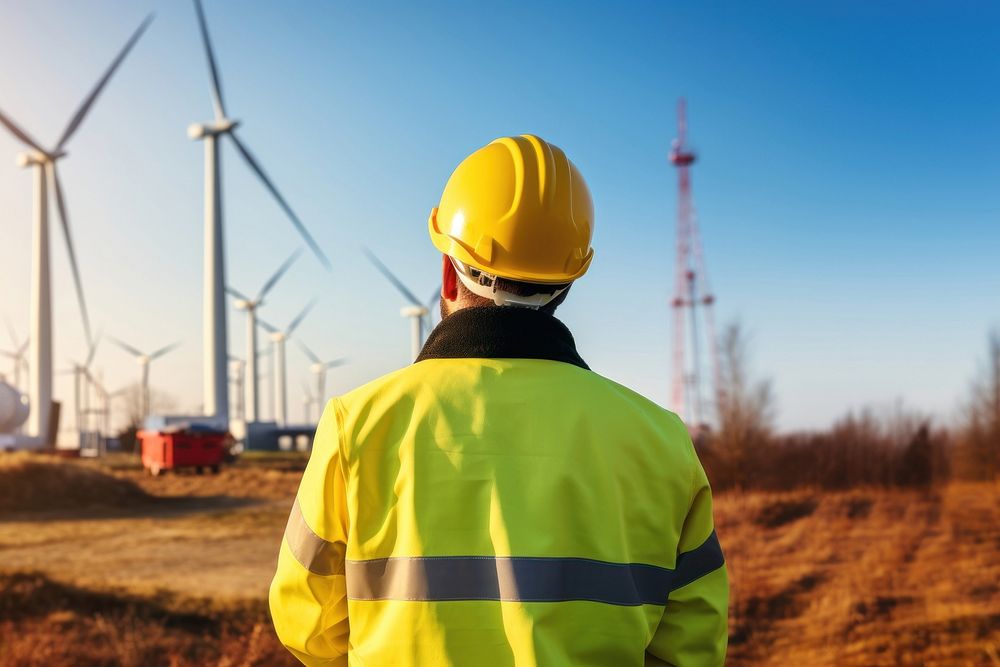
xmin=696 ymin=324 xmax=999 ymax=491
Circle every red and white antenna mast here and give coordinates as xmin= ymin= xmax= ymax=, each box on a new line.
xmin=669 ymin=98 xmax=720 ymax=429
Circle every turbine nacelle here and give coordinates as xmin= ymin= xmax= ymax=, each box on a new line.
xmin=270 ymin=331 xmax=287 ymax=343
xmin=400 ymin=305 xmax=428 ymax=318
xmin=234 ymin=298 xmax=256 ymax=311
xmin=187 ymin=118 xmax=240 ymax=139
xmin=15 ymin=150 xmax=65 ymax=167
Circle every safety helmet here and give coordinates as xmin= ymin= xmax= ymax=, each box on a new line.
xmin=428 ymin=135 xmax=595 ymax=299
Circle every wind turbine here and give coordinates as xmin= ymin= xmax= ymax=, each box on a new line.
xmin=1 ymin=321 xmax=29 ymax=392
xmin=229 ymin=355 xmax=245 ymax=421
xmin=0 ymin=16 xmax=152 ymax=444
xmin=259 ymin=300 xmax=315 ymax=427
xmin=187 ymin=0 xmax=331 ymax=427
xmin=227 ymin=248 xmax=301 ymax=423
xmin=364 ymin=249 xmax=440 ymax=361
xmin=298 ymin=341 xmax=346 ymax=421
xmin=109 ymin=337 xmax=182 ymax=424
xmin=61 ymin=334 xmax=101 ymax=445
xmin=300 ymin=380 xmax=316 ymax=425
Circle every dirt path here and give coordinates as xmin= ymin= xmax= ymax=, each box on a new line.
xmin=0 ymin=495 xmax=293 ymax=601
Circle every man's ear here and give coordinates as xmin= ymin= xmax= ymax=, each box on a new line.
xmin=442 ymin=255 xmax=458 ymax=301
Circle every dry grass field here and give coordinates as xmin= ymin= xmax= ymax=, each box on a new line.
xmin=1 ymin=454 xmax=998 ymax=666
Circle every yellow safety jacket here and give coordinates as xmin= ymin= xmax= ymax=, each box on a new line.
xmin=270 ymin=307 xmax=728 ymax=667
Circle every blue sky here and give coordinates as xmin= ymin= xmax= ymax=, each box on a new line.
xmin=1 ymin=0 xmax=998 ymax=435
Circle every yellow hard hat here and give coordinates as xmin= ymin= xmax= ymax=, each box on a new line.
xmin=428 ymin=134 xmax=595 ymax=284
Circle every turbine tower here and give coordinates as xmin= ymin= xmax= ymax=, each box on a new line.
xmin=61 ymin=335 xmax=101 ymax=446
xmin=298 ymin=341 xmax=346 ymax=421
xmin=187 ymin=0 xmax=331 ymax=428
xmin=227 ymin=248 xmax=301 ymax=423
xmin=0 ymin=16 xmax=152 ymax=445
xmin=259 ymin=301 xmax=315 ymax=427
xmin=364 ymin=249 xmax=440 ymax=361
xmin=109 ymin=337 xmax=181 ymax=424
xmin=669 ymin=98 xmax=720 ymax=429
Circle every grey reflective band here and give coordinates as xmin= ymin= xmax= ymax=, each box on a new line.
xmin=346 ymin=531 xmax=724 ymax=606
xmin=673 ymin=529 xmax=725 ymax=591
xmin=284 ymin=498 xmax=345 ymax=576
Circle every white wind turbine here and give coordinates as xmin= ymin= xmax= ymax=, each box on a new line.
xmin=229 ymin=356 xmax=245 ymax=421
xmin=187 ymin=0 xmax=331 ymax=428
xmin=226 ymin=248 xmax=301 ymax=423
xmin=259 ymin=301 xmax=315 ymax=427
xmin=60 ymin=334 xmax=101 ymax=445
xmin=1 ymin=321 xmax=29 ymax=393
xmin=0 ymin=16 xmax=152 ymax=444
xmin=300 ymin=380 xmax=317 ymax=425
xmin=109 ymin=337 xmax=182 ymax=424
xmin=298 ymin=341 xmax=346 ymax=422
xmin=364 ymin=249 xmax=441 ymax=361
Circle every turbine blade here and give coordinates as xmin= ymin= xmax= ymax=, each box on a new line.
xmin=17 ymin=337 xmax=29 ymax=356
xmin=285 ymin=299 xmax=316 ymax=337
xmin=192 ymin=0 xmax=226 ymax=120
xmin=150 ymin=341 xmax=182 ymax=361
xmin=257 ymin=248 xmax=303 ymax=302
xmin=0 ymin=108 xmax=47 ymax=153
xmin=226 ymin=285 xmax=251 ymax=301
xmin=55 ymin=14 xmax=154 ymax=151
xmin=108 ymin=336 xmax=144 ymax=358
xmin=228 ymin=131 xmax=331 ymax=270
xmin=297 ymin=340 xmax=321 ymax=365
xmin=257 ymin=319 xmax=279 ymax=334
xmin=0 ymin=350 xmax=16 ymax=359
xmin=363 ymin=248 xmax=423 ymax=307
xmin=50 ymin=163 xmax=93 ymax=346
xmin=427 ymin=286 xmax=442 ymax=310
xmin=85 ymin=331 xmax=103 ymax=368
xmin=325 ymin=358 xmax=347 ymax=369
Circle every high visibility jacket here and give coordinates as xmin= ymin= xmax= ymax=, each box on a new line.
xmin=270 ymin=307 xmax=728 ymax=667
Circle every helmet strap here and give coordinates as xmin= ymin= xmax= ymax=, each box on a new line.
xmin=450 ymin=258 xmax=567 ymax=310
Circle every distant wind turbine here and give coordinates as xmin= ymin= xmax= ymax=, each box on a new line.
xmin=300 ymin=380 xmax=317 ymax=425
xmin=60 ymin=334 xmax=102 ymax=443
xmin=259 ymin=300 xmax=315 ymax=427
xmin=1 ymin=320 xmax=29 ymax=392
xmin=187 ymin=0 xmax=330 ymax=427
xmin=0 ymin=15 xmax=153 ymax=443
xmin=227 ymin=248 xmax=301 ymax=423
xmin=364 ymin=248 xmax=440 ymax=361
xmin=298 ymin=341 xmax=346 ymax=421
xmin=109 ymin=337 xmax=182 ymax=424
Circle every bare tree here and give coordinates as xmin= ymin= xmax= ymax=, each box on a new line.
xmin=709 ymin=321 xmax=776 ymax=490
xmin=958 ymin=330 xmax=1000 ymax=479
xmin=118 ymin=382 xmax=177 ymax=430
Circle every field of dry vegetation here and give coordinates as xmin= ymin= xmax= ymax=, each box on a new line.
xmin=1 ymin=453 xmax=998 ymax=666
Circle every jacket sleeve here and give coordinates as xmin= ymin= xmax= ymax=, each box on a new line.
xmin=269 ymin=401 xmax=351 ymax=666
xmin=645 ymin=455 xmax=729 ymax=667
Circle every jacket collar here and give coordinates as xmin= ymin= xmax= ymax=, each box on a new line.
xmin=416 ymin=306 xmax=589 ymax=370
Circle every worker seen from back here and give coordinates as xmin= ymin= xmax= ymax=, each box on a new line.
xmin=269 ymin=135 xmax=729 ymax=666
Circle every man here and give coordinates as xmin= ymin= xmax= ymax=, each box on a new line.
xmin=270 ymin=135 xmax=729 ymax=666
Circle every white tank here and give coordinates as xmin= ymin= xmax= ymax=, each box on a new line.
xmin=0 ymin=382 xmax=30 ymax=433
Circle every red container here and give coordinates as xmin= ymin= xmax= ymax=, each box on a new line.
xmin=138 ymin=427 xmax=229 ymax=476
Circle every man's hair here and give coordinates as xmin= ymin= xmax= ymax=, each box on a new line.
xmin=451 ymin=276 xmax=571 ymax=316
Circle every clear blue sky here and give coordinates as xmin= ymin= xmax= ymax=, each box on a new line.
xmin=1 ymin=0 xmax=998 ymax=436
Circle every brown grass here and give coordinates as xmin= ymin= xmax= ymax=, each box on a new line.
xmin=0 ymin=453 xmax=153 ymax=514
xmin=719 ymin=481 xmax=1000 ymax=666
xmin=1 ymin=453 xmax=997 ymax=665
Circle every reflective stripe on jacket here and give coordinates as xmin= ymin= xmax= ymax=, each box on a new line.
xmin=270 ymin=307 xmax=728 ymax=666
